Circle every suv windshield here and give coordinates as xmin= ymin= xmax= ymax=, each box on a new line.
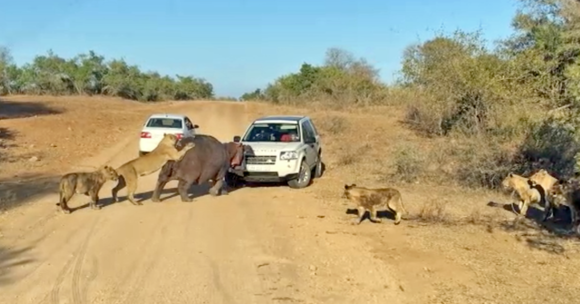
xmin=242 ymin=122 xmax=301 ymax=142
xmin=146 ymin=118 xmax=183 ymax=129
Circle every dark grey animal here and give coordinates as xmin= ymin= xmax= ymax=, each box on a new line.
xmin=151 ymin=134 xmax=245 ymax=203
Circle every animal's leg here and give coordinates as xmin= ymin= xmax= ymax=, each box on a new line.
xmin=89 ymin=190 xmax=101 ymax=210
xmin=126 ymin=177 xmax=142 ymax=206
xmin=519 ymin=199 xmax=529 ymax=218
xmin=111 ymin=176 xmax=126 ymax=203
xmin=352 ymin=206 xmax=367 ymax=225
xmin=209 ymin=178 xmax=225 ymax=196
xmin=178 ymin=179 xmax=194 ymax=202
xmin=388 ymin=199 xmax=404 ymax=225
xmin=542 ymin=197 xmax=553 ymax=222
xmin=390 ymin=205 xmax=403 ymax=225
xmin=369 ymin=205 xmax=382 ymax=223
xmin=570 ymin=205 xmax=577 ymax=231
xmin=59 ymin=191 xmax=74 ymax=214
xmin=151 ymin=179 xmax=169 ymax=203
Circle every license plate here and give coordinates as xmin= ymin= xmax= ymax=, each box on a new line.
xmin=247 ymin=165 xmax=270 ymax=172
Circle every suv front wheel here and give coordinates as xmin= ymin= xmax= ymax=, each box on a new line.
xmin=288 ymin=159 xmax=312 ymax=189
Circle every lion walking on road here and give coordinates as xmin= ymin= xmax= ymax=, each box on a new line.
xmin=57 ymin=165 xmax=119 ymax=214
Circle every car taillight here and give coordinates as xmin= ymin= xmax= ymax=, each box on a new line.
xmin=175 ymin=133 xmax=183 ymax=139
xmin=140 ymin=132 xmax=151 ymax=138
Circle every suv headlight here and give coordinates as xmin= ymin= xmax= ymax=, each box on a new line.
xmin=280 ymin=151 xmax=298 ymax=160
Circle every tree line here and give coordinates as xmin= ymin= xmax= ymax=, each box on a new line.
xmin=0 ymin=48 xmax=215 ymax=101
xmin=240 ymin=0 xmax=580 ymax=188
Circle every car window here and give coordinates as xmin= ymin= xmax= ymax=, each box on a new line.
xmin=184 ymin=117 xmax=194 ymax=129
xmin=307 ymin=119 xmax=319 ymax=135
xmin=301 ymin=121 xmax=316 ymax=143
xmin=242 ymin=123 xmax=301 ymax=142
xmin=146 ymin=118 xmax=183 ymax=129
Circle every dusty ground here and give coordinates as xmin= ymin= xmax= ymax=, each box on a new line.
xmin=0 ymin=95 xmax=579 ymax=304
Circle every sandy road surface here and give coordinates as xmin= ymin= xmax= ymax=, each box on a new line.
xmin=0 ymin=102 xmax=406 ymax=304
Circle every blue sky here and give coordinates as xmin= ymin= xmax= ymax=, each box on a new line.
xmin=0 ymin=0 xmax=519 ymax=97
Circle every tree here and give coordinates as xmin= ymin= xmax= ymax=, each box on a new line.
xmin=0 ymin=48 xmax=214 ymax=101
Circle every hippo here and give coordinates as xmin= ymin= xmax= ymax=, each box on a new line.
xmin=151 ymin=134 xmax=245 ymax=203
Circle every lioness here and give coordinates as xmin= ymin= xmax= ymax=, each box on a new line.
xmin=343 ymin=183 xmax=408 ymax=225
xmin=57 ymin=165 xmax=119 ymax=214
xmin=529 ymin=169 xmax=558 ymax=195
xmin=501 ymin=172 xmax=547 ymax=218
xmin=111 ymin=133 xmax=195 ymax=205
xmin=546 ymin=179 xmax=580 ymax=232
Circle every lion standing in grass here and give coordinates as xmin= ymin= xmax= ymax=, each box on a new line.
xmin=57 ymin=165 xmax=119 ymax=214
xmin=111 ymin=133 xmax=195 ymax=206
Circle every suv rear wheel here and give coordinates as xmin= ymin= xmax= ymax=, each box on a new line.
xmin=288 ymin=159 xmax=311 ymax=189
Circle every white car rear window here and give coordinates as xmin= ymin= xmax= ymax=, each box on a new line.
xmin=146 ymin=118 xmax=183 ymax=129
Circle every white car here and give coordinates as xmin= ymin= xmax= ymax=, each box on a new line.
xmin=228 ymin=115 xmax=323 ymax=189
xmin=138 ymin=113 xmax=199 ymax=156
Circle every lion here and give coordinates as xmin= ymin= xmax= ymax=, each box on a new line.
xmin=546 ymin=178 xmax=580 ymax=232
xmin=501 ymin=172 xmax=548 ymax=218
xmin=529 ymin=169 xmax=558 ymax=195
xmin=343 ymin=183 xmax=408 ymax=225
xmin=111 ymin=133 xmax=195 ymax=205
xmin=56 ymin=165 xmax=119 ymax=214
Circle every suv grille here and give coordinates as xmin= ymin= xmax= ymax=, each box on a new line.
xmin=245 ymin=155 xmax=277 ymax=165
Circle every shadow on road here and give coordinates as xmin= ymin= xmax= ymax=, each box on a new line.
xmin=345 ymin=208 xmax=397 ymax=224
xmin=0 ymin=245 xmax=35 ymax=286
xmin=93 ymin=179 xmax=287 ymax=208
xmin=487 ymin=200 xmax=580 ymax=254
xmin=0 ymin=174 xmax=60 ymax=212
xmin=0 ymin=127 xmax=17 ymax=161
xmin=0 ymin=99 xmax=63 ymax=120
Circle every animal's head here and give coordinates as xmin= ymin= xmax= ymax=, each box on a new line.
xmin=531 ymin=169 xmax=557 ymax=182
xmin=501 ymin=173 xmax=515 ymax=190
xmin=162 ymin=133 xmax=179 ymax=145
xmin=225 ymin=142 xmax=244 ymax=168
xmin=547 ymin=179 xmax=570 ymax=203
xmin=343 ymin=183 xmax=358 ymax=200
xmin=99 ymin=165 xmax=119 ymax=181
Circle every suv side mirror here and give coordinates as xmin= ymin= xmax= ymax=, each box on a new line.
xmin=193 ymin=124 xmax=199 ymax=129
xmin=233 ymin=135 xmax=241 ymax=143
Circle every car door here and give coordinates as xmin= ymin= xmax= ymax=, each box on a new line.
xmin=309 ymin=119 xmax=321 ymax=148
xmin=300 ymin=120 xmax=317 ymax=168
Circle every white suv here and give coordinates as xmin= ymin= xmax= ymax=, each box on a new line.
xmin=228 ymin=115 xmax=323 ymax=189
xmin=138 ymin=113 xmax=198 ymax=156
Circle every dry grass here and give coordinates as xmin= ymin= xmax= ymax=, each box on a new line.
xmin=248 ymin=101 xmax=580 ymax=304
xmin=416 ymin=199 xmax=450 ymax=223
xmin=2 ymin=96 xmax=580 ymax=303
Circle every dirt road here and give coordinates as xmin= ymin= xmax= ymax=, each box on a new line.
xmin=0 ymin=102 xmax=406 ymax=304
